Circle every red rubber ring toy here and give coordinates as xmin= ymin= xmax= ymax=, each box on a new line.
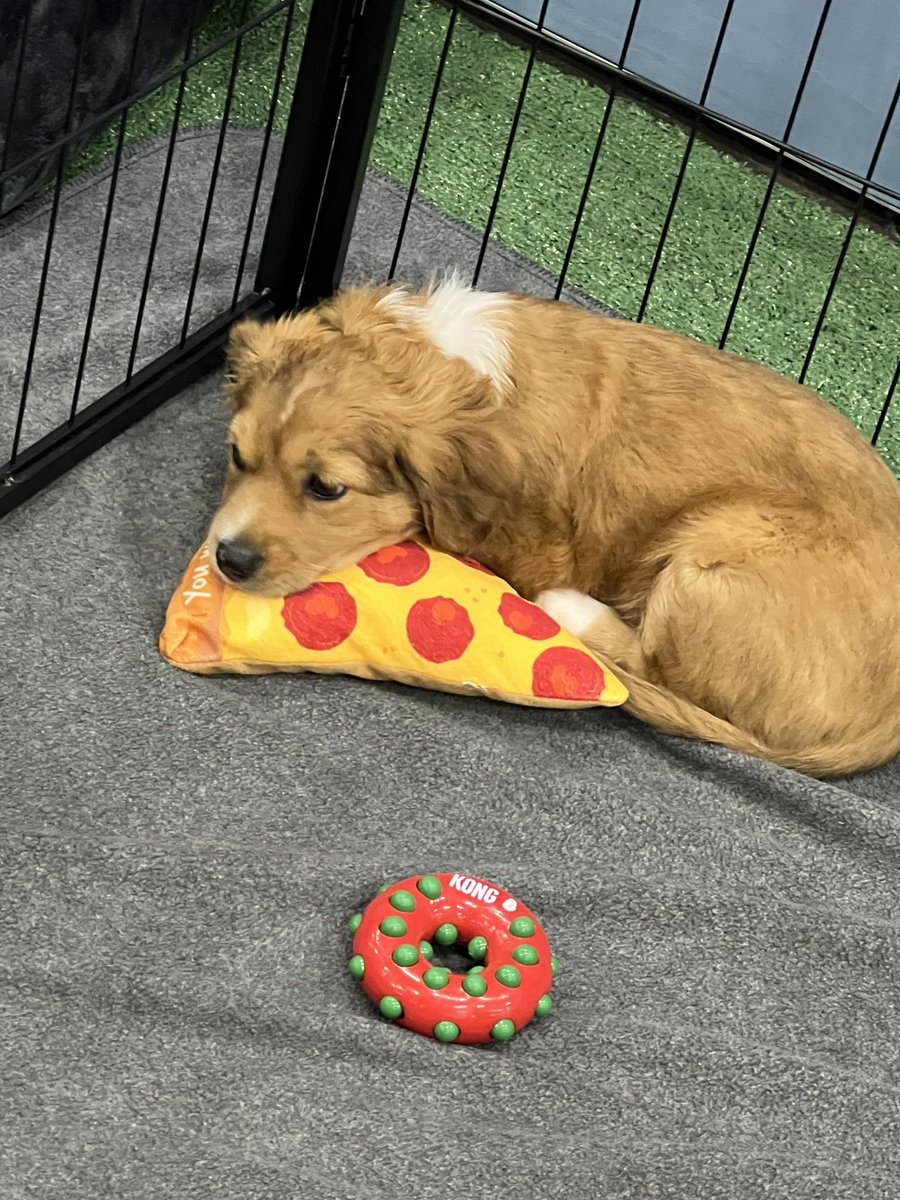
xmin=347 ymin=871 xmax=558 ymax=1044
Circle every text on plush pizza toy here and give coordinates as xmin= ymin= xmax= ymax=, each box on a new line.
xmin=159 ymin=539 xmax=627 ymax=709
xmin=348 ymin=872 xmax=557 ymax=1044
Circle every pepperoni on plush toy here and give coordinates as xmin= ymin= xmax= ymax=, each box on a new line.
xmin=359 ymin=542 xmax=431 ymax=586
xmin=498 ymin=594 xmax=561 ymax=640
xmin=407 ymin=597 xmax=475 ymax=663
xmin=282 ymin=582 xmax=358 ymax=651
xmin=532 ymin=646 xmax=605 ymax=701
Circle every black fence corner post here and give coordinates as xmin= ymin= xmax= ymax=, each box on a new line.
xmin=256 ymin=0 xmax=405 ymax=315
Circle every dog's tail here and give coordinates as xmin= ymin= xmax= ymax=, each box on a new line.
xmin=615 ymin=667 xmax=894 ymax=779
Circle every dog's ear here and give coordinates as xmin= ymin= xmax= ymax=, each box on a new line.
xmin=225 ymin=313 xmax=335 ymax=409
xmin=395 ymin=418 xmax=519 ymax=553
xmin=225 ymin=320 xmax=282 ymax=410
xmin=226 ymin=319 xmax=279 ymax=379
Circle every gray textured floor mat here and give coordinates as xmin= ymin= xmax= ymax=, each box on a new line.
xmin=2 ymin=131 xmax=899 ymax=1200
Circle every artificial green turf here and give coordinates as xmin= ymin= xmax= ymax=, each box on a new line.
xmin=66 ymin=0 xmax=900 ymax=475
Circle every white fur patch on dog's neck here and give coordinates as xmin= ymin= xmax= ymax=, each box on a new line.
xmin=379 ymin=275 xmax=511 ymax=389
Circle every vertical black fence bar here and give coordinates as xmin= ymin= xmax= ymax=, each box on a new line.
xmin=554 ymin=0 xmax=644 ymax=300
xmin=68 ymin=0 xmax=153 ymax=422
xmin=718 ymin=0 xmax=835 ymax=349
xmin=254 ymin=0 xmax=363 ymax=312
xmin=798 ymin=78 xmax=900 ymax=386
xmin=871 ymin=359 xmax=899 ymax=447
xmin=125 ymin=0 xmax=207 ymax=381
xmin=636 ymin=0 xmax=738 ymax=321
xmin=0 ymin=0 xmax=36 ymax=212
xmin=179 ymin=0 xmax=253 ymax=344
xmin=256 ymin=0 xmax=405 ymax=311
xmin=471 ymin=0 xmax=552 ymax=287
xmin=0 ymin=0 xmax=33 ymax=167
xmin=388 ymin=3 xmax=459 ymax=281
xmin=9 ymin=0 xmax=95 ymax=464
xmin=230 ymin=1 xmax=299 ymax=310
xmin=292 ymin=0 xmax=406 ymax=309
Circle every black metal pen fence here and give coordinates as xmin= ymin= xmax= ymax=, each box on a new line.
xmin=1 ymin=0 xmax=897 ymax=517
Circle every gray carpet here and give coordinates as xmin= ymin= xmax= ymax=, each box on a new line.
xmin=2 ymin=131 xmax=900 ymax=1200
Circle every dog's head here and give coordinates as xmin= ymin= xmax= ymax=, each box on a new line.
xmin=206 ymin=286 xmax=517 ymax=595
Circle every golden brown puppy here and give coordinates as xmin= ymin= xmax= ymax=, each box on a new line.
xmin=208 ymin=278 xmax=900 ymax=777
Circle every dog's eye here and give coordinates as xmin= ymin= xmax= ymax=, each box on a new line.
xmin=229 ymin=443 xmax=246 ymax=471
xmin=305 ymin=474 xmax=348 ymax=502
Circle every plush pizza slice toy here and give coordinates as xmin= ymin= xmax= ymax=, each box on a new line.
xmin=159 ymin=541 xmax=628 ymax=710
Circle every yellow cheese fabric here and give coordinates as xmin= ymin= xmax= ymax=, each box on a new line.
xmin=159 ymin=541 xmax=628 ymax=710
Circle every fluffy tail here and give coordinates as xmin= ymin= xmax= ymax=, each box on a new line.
xmin=615 ymin=668 xmax=893 ymax=779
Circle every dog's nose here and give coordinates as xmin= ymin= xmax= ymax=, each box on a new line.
xmin=215 ymin=538 xmax=264 ymax=582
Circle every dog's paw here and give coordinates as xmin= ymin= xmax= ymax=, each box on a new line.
xmin=534 ymin=589 xmax=609 ymax=637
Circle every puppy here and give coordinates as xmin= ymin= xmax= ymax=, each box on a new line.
xmin=207 ymin=278 xmax=900 ymax=777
